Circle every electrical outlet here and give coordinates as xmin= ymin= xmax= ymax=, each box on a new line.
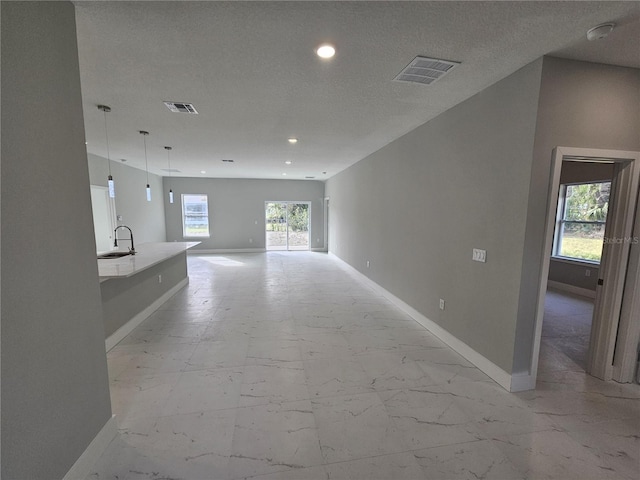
xmin=439 ymin=299 xmax=445 ymax=310
xmin=366 ymin=260 xmax=370 ymax=268
xmin=158 ymin=275 xmax=162 ymax=284
xmin=585 ymin=269 xmax=591 ymax=277
xmin=472 ymin=248 xmax=487 ymax=263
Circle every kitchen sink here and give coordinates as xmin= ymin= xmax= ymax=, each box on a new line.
xmin=97 ymin=251 xmax=132 ymax=259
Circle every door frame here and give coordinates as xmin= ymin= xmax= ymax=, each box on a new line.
xmin=323 ymin=197 xmax=330 ymax=252
xmin=90 ymin=184 xmax=117 ymax=252
xmin=612 ymin=183 xmax=640 ymax=382
xmin=531 ymin=146 xmax=640 ymax=383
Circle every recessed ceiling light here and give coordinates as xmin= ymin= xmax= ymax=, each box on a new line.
xmin=282 ymin=173 xmax=287 ymax=176
xmin=316 ymin=44 xmax=335 ymax=59
xmin=285 ymin=160 xmax=292 ymax=165
xmin=288 ymin=138 xmax=298 ymax=144
xmin=200 ymin=170 xmax=206 ymax=174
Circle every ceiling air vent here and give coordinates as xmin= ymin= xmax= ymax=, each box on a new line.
xmin=221 ymin=159 xmax=235 ymax=163
xmin=163 ymin=101 xmax=198 ymax=114
xmin=393 ymin=56 xmax=460 ymax=85
xmin=161 ymin=168 xmax=181 ymax=173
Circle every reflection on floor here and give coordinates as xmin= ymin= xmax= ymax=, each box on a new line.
xmin=540 ymin=289 xmax=594 ymax=373
xmin=87 ymin=253 xmax=640 ymax=480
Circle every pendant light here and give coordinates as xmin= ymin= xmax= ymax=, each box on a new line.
xmin=164 ymin=146 xmax=174 ymax=203
xmin=98 ymin=105 xmax=115 ymax=197
xmin=139 ymin=130 xmax=151 ymax=201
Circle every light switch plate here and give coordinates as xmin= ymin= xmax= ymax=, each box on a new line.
xmin=472 ymin=248 xmax=487 ymax=263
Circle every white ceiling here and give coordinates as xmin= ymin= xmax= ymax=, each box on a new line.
xmin=75 ymin=1 xmax=640 ymax=180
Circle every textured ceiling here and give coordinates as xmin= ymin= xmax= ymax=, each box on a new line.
xmin=75 ymin=1 xmax=640 ymax=180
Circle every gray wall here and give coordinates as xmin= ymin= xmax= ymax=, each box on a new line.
xmin=548 ymin=260 xmax=599 ymax=291
xmin=101 ymin=253 xmax=187 ymax=337
xmin=326 ymin=60 xmax=544 ymax=374
xmin=1 ymin=3 xmax=112 ymax=478
xmin=163 ymin=177 xmax=325 ymax=251
xmin=89 ymin=153 xmax=167 ymax=244
xmin=559 ymin=161 xmax=615 ymax=185
xmin=513 ymin=57 xmax=640 ymax=374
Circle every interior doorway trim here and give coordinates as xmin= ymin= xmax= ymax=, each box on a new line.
xmin=531 ymin=146 xmax=640 ymax=384
xmin=323 ymin=197 xmax=330 ymax=252
xmin=90 ymin=184 xmax=117 ymax=253
xmin=613 ymin=185 xmax=640 ymax=382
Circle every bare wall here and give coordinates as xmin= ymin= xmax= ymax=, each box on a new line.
xmin=163 ymin=177 xmax=325 ymax=251
xmin=514 ymin=57 xmax=640 ymax=374
xmin=1 ymin=3 xmax=112 ymax=478
xmin=326 ymin=60 xmax=544 ymax=374
xmin=548 ymin=260 xmax=599 ymax=291
xmin=89 ymin=153 xmax=167 ymax=244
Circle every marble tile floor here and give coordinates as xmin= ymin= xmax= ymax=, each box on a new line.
xmin=87 ymin=253 xmax=640 ymax=480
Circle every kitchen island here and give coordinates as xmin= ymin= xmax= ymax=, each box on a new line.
xmin=98 ymin=242 xmax=199 ymax=350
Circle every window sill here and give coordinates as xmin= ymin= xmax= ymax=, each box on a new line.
xmin=551 ymin=256 xmax=600 ymax=267
xmin=183 ymin=236 xmax=210 ymax=239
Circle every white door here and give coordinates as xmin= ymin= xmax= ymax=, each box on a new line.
xmin=90 ymin=185 xmax=116 ymax=253
xmin=324 ymin=197 xmax=330 ymax=251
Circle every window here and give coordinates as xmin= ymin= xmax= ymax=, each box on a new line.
xmin=182 ymin=194 xmax=210 ymax=238
xmin=553 ymin=181 xmax=610 ymax=262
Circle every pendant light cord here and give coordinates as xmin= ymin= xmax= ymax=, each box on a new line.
xmin=165 ymin=146 xmax=174 ymax=203
xmin=102 ymin=110 xmax=113 ymax=177
xmin=166 ymin=147 xmax=172 ymax=176
xmin=142 ymin=133 xmax=149 ymax=184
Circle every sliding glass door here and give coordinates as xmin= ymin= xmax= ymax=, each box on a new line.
xmin=265 ymin=202 xmax=310 ymax=251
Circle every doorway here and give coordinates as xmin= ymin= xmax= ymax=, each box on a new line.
xmin=324 ymin=197 xmax=330 ymax=251
xmin=532 ymin=147 xmax=640 ymax=384
xmin=540 ymin=163 xmax=612 ymax=375
xmin=265 ymin=202 xmax=310 ymax=251
xmin=90 ymin=185 xmax=117 ymax=253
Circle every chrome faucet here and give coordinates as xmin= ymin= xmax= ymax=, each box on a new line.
xmin=114 ymin=225 xmax=136 ymax=254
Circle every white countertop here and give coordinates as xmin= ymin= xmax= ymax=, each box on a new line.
xmin=98 ymin=242 xmax=200 ymax=281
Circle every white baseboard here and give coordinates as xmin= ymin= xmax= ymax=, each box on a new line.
xmin=188 ymin=248 xmax=265 ymax=254
xmin=105 ymin=278 xmax=189 ymax=351
xmin=547 ymin=280 xmax=596 ymax=299
xmin=329 ymin=253 xmax=519 ymax=392
xmin=510 ymin=372 xmax=536 ymax=392
xmin=63 ymin=415 xmax=117 ymax=480
xmin=189 ymin=248 xmax=329 ymax=254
